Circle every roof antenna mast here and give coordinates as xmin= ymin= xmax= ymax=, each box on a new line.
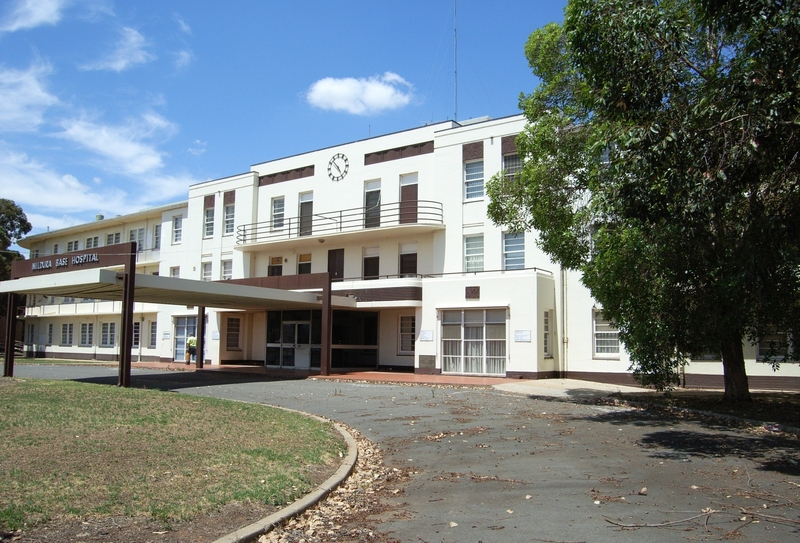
xmin=453 ymin=0 xmax=458 ymax=122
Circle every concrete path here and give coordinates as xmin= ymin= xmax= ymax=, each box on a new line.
xmin=13 ymin=365 xmax=800 ymax=543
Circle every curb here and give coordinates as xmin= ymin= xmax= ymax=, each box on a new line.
xmin=211 ymin=419 xmax=359 ymax=543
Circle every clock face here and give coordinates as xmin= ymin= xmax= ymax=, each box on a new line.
xmin=327 ymin=153 xmax=349 ymax=181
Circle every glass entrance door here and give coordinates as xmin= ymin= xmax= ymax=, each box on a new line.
xmin=174 ymin=316 xmax=197 ymax=361
xmin=281 ymin=321 xmax=311 ymax=369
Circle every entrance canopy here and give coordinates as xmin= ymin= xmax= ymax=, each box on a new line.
xmin=0 ymin=268 xmax=357 ymax=310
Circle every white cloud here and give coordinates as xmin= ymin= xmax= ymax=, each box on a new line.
xmin=174 ymin=13 xmax=191 ymax=35
xmin=174 ymin=49 xmax=193 ymax=70
xmin=0 ymin=0 xmax=69 ymax=32
xmin=0 ymin=62 xmax=59 ymax=131
xmin=57 ymin=113 xmax=177 ymax=175
xmin=188 ymin=139 xmax=206 ymax=156
xmin=80 ymin=27 xmax=155 ymax=72
xmin=306 ymin=72 xmax=414 ymax=115
xmin=0 ymin=146 xmax=128 ymax=213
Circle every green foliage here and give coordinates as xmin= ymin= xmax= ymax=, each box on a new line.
xmin=0 ymin=199 xmax=32 ymax=281
xmin=488 ymin=0 xmax=800 ymax=399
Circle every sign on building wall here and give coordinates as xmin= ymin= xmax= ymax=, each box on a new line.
xmin=10 ymin=243 xmax=136 ymax=279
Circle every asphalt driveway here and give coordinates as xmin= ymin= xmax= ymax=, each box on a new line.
xmin=14 ymin=365 xmax=800 ymax=543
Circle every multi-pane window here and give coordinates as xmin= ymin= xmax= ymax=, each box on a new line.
xmin=363 ymin=247 xmax=379 ymax=279
xmin=52 ymin=243 xmax=59 ymax=254
xmin=268 ymin=256 xmax=283 ymax=277
xmin=298 ymin=253 xmax=311 ymax=275
xmin=503 ymin=233 xmax=525 ymax=270
xmin=129 ymin=228 xmax=145 ymax=252
xmin=61 ymin=323 xmax=73 ymax=345
xmin=172 ymin=216 xmax=183 ymax=243
xmin=132 ymin=321 xmax=140 ymax=348
xmin=67 ymin=240 xmax=79 ymax=252
xmin=149 ymin=321 xmax=158 ymax=348
xmin=106 ymin=232 xmax=121 ymax=245
xmin=464 ymin=235 xmax=484 ymax=272
xmin=47 ymin=323 xmax=53 ymax=344
xmin=26 ymin=323 xmax=34 ymax=345
xmin=399 ymin=316 xmax=415 ymax=354
xmin=204 ymin=207 xmax=215 ymax=237
xmin=464 ymin=160 xmax=484 ymax=199
xmin=202 ymin=262 xmax=212 ymax=281
xmin=758 ymin=331 xmax=792 ymax=360
xmin=221 ymin=259 xmax=233 ymax=280
xmin=170 ymin=266 xmax=180 ymax=278
xmin=31 ymin=249 xmax=39 ymax=258
xmin=80 ymin=323 xmax=93 ymax=346
xmin=593 ymin=311 xmax=620 ymax=356
xmin=399 ymin=243 xmax=417 ymax=277
xmin=503 ymin=154 xmax=522 ymax=179
xmin=86 ymin=236 xmax=99 ymax=249
xmin=153 ymin=224 xmax=161 ymax=250
xmin=442 ymin=309 xmax=506 ymax=374
xmin=226 ymin=317 xmax=241 ymax=350
xmin=224 ymin=204 xmax=235 ymax=234
xmin=543 ymin=310 xmax=552 ymax=357
xmin=101 ymin=322 xmax=116 ymax=347
xmin=272 ymin=197 xmax=285 ymax=230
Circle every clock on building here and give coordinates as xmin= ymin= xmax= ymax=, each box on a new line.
xmin=327 ymin=153 xmax=349 ymax=181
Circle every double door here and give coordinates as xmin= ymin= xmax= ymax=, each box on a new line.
xmin=280 ymin=321 xmax=311 ymax=368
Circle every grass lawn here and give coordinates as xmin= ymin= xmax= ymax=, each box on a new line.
xmin=0 ymin=378 xmax=346 ymax=533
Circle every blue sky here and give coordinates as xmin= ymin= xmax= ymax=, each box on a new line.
xmin=0 ymin=0 xmax=566 ymax=243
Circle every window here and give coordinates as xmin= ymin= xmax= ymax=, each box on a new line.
xmin=26 ymin=323 xmax=34 ymax=345
xmin=86 ymin=236 xmax=99 ymax=249
xmin=272 ymin=197 xmax=285 ymax=230
xmin=503 ymin=154 xmax=522 ymax=179
xmin=464 ymin=160 xmax=484 ymax=199
xmin=172 ymin=216 xmax=183 ymax=243
xmin=543 ymin=310 xmax=552 ymax=357
xmin=101 ymin=322 xmax=116 ymax=347
xmin=129 ymin=228 xmax=145 ymax=252
xmin=363 ymin=247 xmax=379 ymax=279
xmin=364 ymin=180 xmax=381 ymax=228
xmin=47 ymin=323 xmax=53 ymax=345
xmin=204 ymin=207 xmax=214 ymax=237
xmin=106 ymin=232 xmax=121 ymax=245
xmin=399 ymin=316 xmax=415 ymax=354
xmin=221 ymin=259 xmax=233 ymax=280
xmin=202 ymin=262 xmax=212 ymax=281
xmin=132 ymin=321 xmax=140 ymax=348
xmin=170 ymin=266 xmax=180 ymax=278
xmin=226 ymin=317 xmax=241 ymax=350
xmin=149 ymin=321 xmax=158 ymax=349
xmin=61 ymin=323 xmax=73 ymax=345
xmin=399 ymin=243 xmax=417 ymax=277
xmin=268 ymin=256 xmax=283 ymax=277
xmin=593 ymin=311 xmax=619 ymax=356
xmin=442 ymin=309 xmax=506 ymax=374
xmin=67 ymin=240 xmax=79 ymax=252
xmin=758 ymin=331 xmax=792 ymax=360
xmin=464 ymin=235 xmax=484 ymax=272
xmin=31 ymin=249 xmax=39 ymax=258
xmin=52 ymin=243 xmax=59 ymax=254
xmin=503 ymin=233 xmax=525 ymax=270
xmin=299 ymin=192 xmax=313 ymax=236
xmin=153 ymin=224 xmax=161 ymax=250
xmin=80 ymin=323 xmax=94 ymax=346
xmin=224 ymin=204 xmax=235 ymax=234
xmin=298 ymin=253 xmax=311 ymax=274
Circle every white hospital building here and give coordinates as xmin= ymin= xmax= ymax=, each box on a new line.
xmin=6 ymin=114 xmax=798 ymax=389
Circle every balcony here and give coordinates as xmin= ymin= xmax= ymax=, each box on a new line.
xmin=236 ymin=200 xmax=444 ymax=251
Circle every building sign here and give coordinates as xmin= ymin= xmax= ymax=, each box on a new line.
xmin=11 ymin=242 xmax=136 ymax=280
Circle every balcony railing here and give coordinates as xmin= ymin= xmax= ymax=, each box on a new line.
xmin=236 ymin=200 xmax=443 ymax=245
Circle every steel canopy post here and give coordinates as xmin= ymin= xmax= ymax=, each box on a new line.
xmin=3 ymin=292 xmax=17 ymax=377
xmin=117 ymin=242 xmax=137 ymax=387
xmin=196 ymin=305 xmax=205 ymax=369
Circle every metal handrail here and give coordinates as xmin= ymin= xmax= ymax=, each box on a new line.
xmin=236 ymin=200 xmax=443 ymax=245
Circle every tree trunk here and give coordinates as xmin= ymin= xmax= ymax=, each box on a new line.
xmin=720 ymin=336 xmax=752 ymax=402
